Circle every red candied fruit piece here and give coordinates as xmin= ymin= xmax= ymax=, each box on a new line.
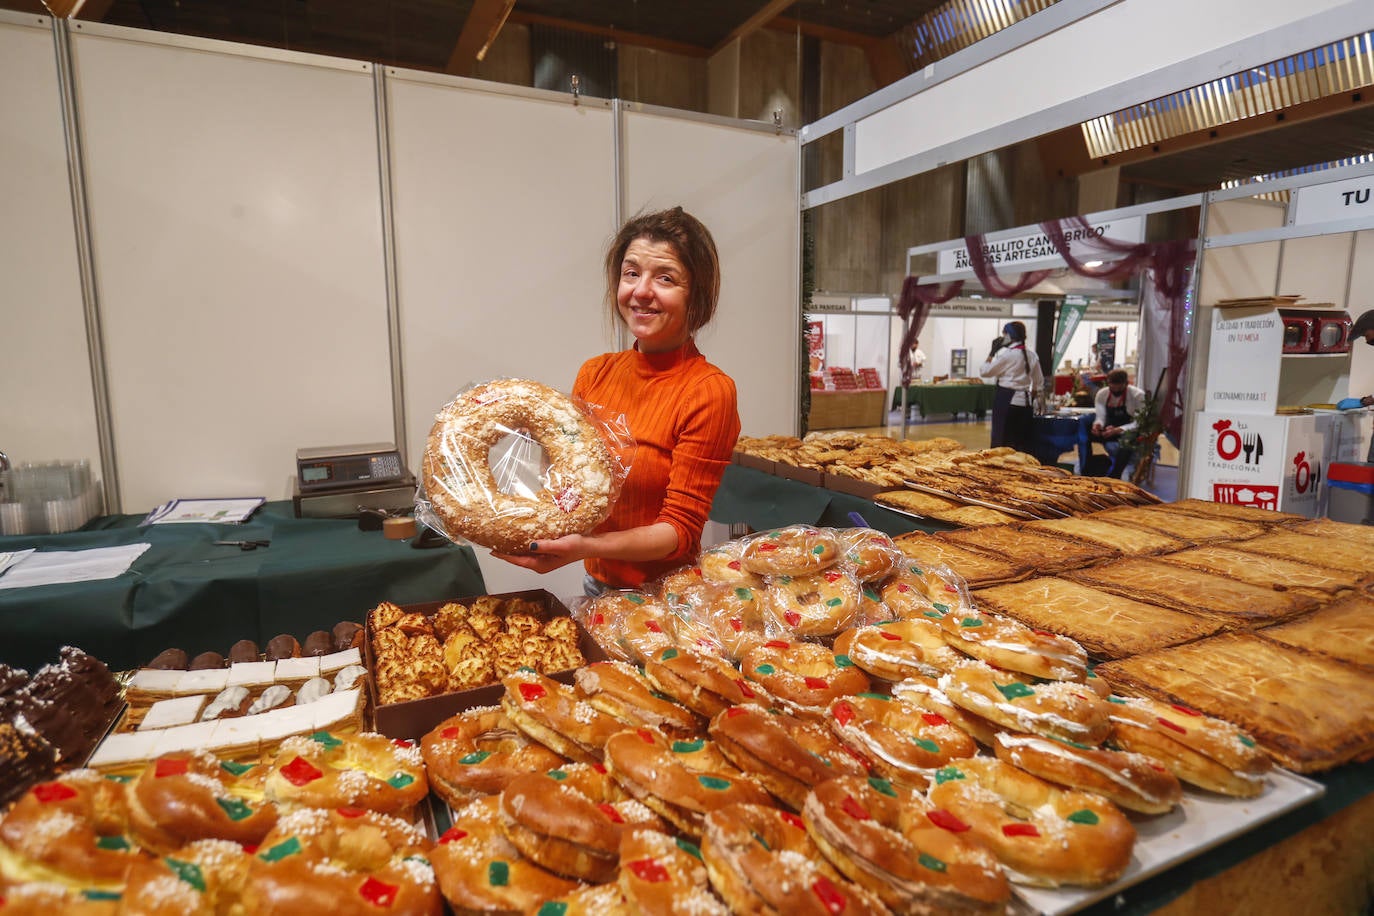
xmin=644 ymin=620 xmax=664 ymax=633
xmin=735 ymin=679 xmax=756 ymax=699
xmin=823 ymin=570 xmax=843 ymax=583
xmin=626 ymin=858 xmax=669 ymax=883
xmin=337 ymin=807 xmax=367 ymax=818
xmin=726 ymin=707 xmax=749 ymax=718
xmin=779 ymin=811 xmax=805 ymax=830
xmin=1157 ymin=716 xmax=1187 ymax=735
xmin=833 ymin=701 xmax=856 ymax=726
xmin=729 ymin=618 xmax=743 ymax=632
xmin=921 ymin=713 xmax=948 ymax=727
xmin=811 ymin=876 xmax=848 ymax=915
xmin=596 ymin=804 xmax=625 ymax=824
xmin=637 ymin=729 xmax=655 ymax=744
xmin=1171 ymin=704 xmax=1202 ymax=717
xmin=440 ymin=727 xmax=461 ymax=739
xmin=804 ymin=676 xmax=829 ymax=691
xmin=927 ymin=809 xmax=971 ymax=833
xmin=840 ymin=796 xmax=870 ymax=820
xmin=765 ymin=640 xmax=790 ymax=649
xmin=439 ymin=827 xmax=469 ymax=844
xmin=155 ymin=758 xmax=190 ymax=779
xmin=518 ymin=682 xmax=547 ymax=702
xmin=728 ymin=560 xmax=742 ymax=570
xmin=280 ymin=756 xmax=324 ymax=786
xmin=1002 ymin=823 xmax=1040 ymax=838
xmin=33 ymin=782 xmax=78 ymax=803
xmin=879 ymin=631 xmax=902 ymax=641
xmin=784 ymin=612 xmax=801 ymax=626
xmin=358 ymin=876 xmax=399 ymax=907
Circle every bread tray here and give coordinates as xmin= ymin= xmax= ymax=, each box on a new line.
xmin=364 ymin=589 xmax=608 ymax=740
xmin=901 ymin=481 xmax=1041 ymax=520
xmin=1013 ymin=768 xmax=1324 ymax=915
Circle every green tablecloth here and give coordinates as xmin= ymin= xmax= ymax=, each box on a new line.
xmin=891 ymin=382 xmax=996 ymax=417
xmin=0 ymin=501 xmax=484 ymax=672
xmin=709 ymin=465 xmax=952 ymax=536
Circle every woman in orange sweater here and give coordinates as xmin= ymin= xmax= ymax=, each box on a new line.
xmin=492 ymin=208 xmax=741 ymax=593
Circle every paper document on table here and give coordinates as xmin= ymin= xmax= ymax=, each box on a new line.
xmin=0 ymin=543 xmax=151 ymax=590
xmin=0 ymin=550 xmax=36 ymax=578
xmin=141 ymin=497 xmax=265 ymax=526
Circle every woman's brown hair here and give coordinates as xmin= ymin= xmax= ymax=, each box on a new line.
xmin=604 ymin=207 xmax=721 ymax=333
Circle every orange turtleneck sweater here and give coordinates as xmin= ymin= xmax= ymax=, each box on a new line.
xmin=573 ymin=339 xmax=740 ymax=589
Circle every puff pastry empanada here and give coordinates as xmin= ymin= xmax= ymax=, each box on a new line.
xmin=941 ymin=525 xmax=1117 ymax=572
xmin=1231 ymin=529 xmax=1374 ymax=574
xmin=1258 ymin=594 xmax=1374 ymax=669
xmin=890 ymin=532 xmax=1029 ymax=588
xmin=972 ymin=577 xmax=1225 ymax=660
xmin=1090 ymin=506 xmax=1267 ymax=544
xmin=1159 ymin=545 xmax=1366 ymax=596
xmin=1022 ymin=516 xmax=1185 ymax=557
xmin=1066 ymin=557 xmax=1318 ymax=625
xmin=1096 ymin=633 xmax=1374 ymax=772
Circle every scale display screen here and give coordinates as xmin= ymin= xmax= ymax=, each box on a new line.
xmin=295 ymin=443 xmax=406 ymax=493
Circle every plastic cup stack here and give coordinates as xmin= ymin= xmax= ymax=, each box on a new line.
xmin=0 ymin=459 xmax=102 ymax=535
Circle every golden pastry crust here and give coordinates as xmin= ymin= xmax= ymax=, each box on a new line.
xmin=421 ymin=378 xmax=617 ymax=553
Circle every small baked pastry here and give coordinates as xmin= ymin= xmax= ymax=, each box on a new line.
xmin=420 ymin=706 xmax=565 ymax=808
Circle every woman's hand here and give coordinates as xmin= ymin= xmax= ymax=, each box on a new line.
xmin=490 ymin=534 xmax=586 ymax=574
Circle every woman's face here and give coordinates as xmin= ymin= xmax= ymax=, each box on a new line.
xmin=617 ymin=237 xmax=691 ymax=353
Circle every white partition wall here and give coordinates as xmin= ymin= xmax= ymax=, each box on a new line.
xmin=0 ymin=13 xmax=102 ymax=477
xmin=384 ymin=73 xmax=617 ymax=467
xmin=70 ymin=25 xmax=394 ymax=511
xmin=622 ymin=106 xmax=800 ymax=437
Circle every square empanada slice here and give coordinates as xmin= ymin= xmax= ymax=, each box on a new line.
xmin=972 ymin=577 xmax=1225 ymax=660
xmin=1022 ymin=516 xmax=1185 ymax=557
xmin=1258 ymin=594 xmax=1374 ymax=669
xmin=1096 ymin=632 xmax=1374 ymax=772
xmin=873 ymin=489 xmax=963 ymax=516
xmin=890 ymin=532 xmax=1030 ymax=588
xmin=1147 ymin=498 xmax=1303 ymax=526
xmin=1089 ymin=506 xmax=1267 ymax=544
xmin=1067 ymin=557 xmax=1319 ymax=625
xmin=1233 ymin=529 xmax=1374 ymax=574
xmin=940 ymin=525 xmax=1116 ymax=573
xmin=1283 ymin=518 xmax=1374 ymax=553
xmin=1159 ymin=545 xmax=1367 ymax=596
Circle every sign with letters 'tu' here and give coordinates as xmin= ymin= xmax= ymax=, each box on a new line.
xmin=1289 ymin=173 xmax=1374 ymax=226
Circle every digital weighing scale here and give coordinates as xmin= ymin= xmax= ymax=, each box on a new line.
xmin=291 ymin=442 xmax=416 ymax=519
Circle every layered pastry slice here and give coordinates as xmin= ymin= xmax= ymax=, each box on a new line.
xmin=890 ymin=532 xmax=1031 ymax=588
xmin=1257 ymin=593 xmax=1374 ymax=669
xmin=940 ymin=525 xmax=1117 ymax=574
xmin=1021 ymin=516 xmax=1186 ymax=557
xmin=1088 ymin=506 xmax=1268 ymax=545
xmin=1158 ymin=545 xmax=1367 ymax=597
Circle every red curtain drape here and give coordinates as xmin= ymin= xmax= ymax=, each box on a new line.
xmin=895 ymin=275 xmax=963 ymax=386
xmin=908 ymin=219 xmax=1194 ymax=441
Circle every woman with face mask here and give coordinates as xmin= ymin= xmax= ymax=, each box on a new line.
xmin=980 ymin=320 xmax=1044 ymax=455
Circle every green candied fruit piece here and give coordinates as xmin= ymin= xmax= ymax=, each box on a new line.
xmin=1106 ymin=695 xmax=1127 ymax=704
xmin=833 ymin=654 xmax=855 ymax=668
xmin=259 ymin=837 xmax=302 ymax=862
xmin=825 ymin=598 xmax=843 ymax=607
xmin=219 ymin=760 xmax=254 ymax=776
xmin=216 ymin=797 xmax=254 ymax=821
xmin=994 ymin=681 xmax=1035 ymax=700
xmin=867 ymin=776 xmax=897 ymax=797
xmin=675 ymin=837 xmax=703 ymax=860
xmin=388 ymin=773 xmax=415 ymax=789
xmin=1067 ymin=809 xmax=1100 ymax=825
xmin=164 ymin=857 xmax=207 ymax=891
xmin=750 ymin=830 xmax=771 ymax=850
xmin=627 ymin=594 xmax=646 ymax=605
xmin=857 ymin=692 xmax=889 ymax=701
xmin=735 ymin=587 xmax=754 ymax=600
xmin=755 ymin=664 xmax=776 ymax=675
xmin=698 ymin=775 xmax=732 ymax=791
xmin=537 ymin=904 xmax=569 ymax=916
xmin=932 ymin=602 xmax=950 ymax=614
xmin=82 ymin=891 xmax=122 ymax=902
xmin=546 ymin=769 xmax=569 ymax=781
xmin=934 ymin=766 xmax=965 ymax=784
xmin=309 ymin=731 xmax=343 ymax=749
xmin=958 ymin=617 xmax=983 ymax=628
xmin=918 ymin=852 xmax=947 ymax=873
xmin=672 ymin=740 xmax=705 ymax=754
xmin=460 ymin=751 xmax=492 ymax=765
xmin=862 ymin=586 xmax=880 ymax=602
xmin=96 ymin=835 xmax=131 ymax=850
xmin=1239 ymin=735 xmax=1256 ymax=748
xmin=911 ymin=737 xmax=940 ymax=753
xmin=488 ymin=861 xmax=510 ymax=887
xmin=812 ymin=545 xmax=826 ymax=555
xmin=660 ymin=648 xmax=679 ymax=661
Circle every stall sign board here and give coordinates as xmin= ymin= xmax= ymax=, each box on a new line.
xmin=1188 ymin=412 xmax=1319 ymax=517
xmin=935 ymin=216 xmax=1144 ymax=276
xmin=1204 ymin=307 xmax=1282 ymax=416
xmin=929 ymin=301 xmax=1013 ymax=318
xmin=1289 ymin=174 xmax=1374 ymax=227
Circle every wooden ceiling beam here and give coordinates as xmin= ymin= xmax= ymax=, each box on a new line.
xmin=711 ymin=0 xmax=795 ymax=54
xmin=1043 ymin=89 xmax=1374 ymax=179
xmin=506 ymin=10 xmax=708 ymax=58
xmin=446 ymin=0 xmax=517 ymax=77
xmin=41 ymin=0 xmax=113 ymax=18
xmin=767 ymin=16 xmax=877 ymax=49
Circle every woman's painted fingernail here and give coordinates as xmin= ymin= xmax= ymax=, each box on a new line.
xmin=528 ymin=542 xmax=538 ymax=552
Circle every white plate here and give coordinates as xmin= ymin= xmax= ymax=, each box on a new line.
xmin=1012 ymin=768 xmax=1325 ymax=915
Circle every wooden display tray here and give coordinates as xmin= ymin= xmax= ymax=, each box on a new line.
xmin=364 ymin=589 xmax=608 ymax=739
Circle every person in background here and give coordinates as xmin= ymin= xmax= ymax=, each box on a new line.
xmin=492 ymin=207 xmax=741 ymax=595
xmin=909 ymin=340 xmax=927 ymax=375
xmin=1087 ymin=368 xmax=1147 ymax=478
xmin=980 ymin=320 xmax=1043 ymax=455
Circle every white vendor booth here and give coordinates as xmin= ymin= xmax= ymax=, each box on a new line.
xmin=1179 ymin=161 xmax=1374 ymax=517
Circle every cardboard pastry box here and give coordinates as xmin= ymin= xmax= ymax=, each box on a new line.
xmin=364 ymin=589 xmax=607 ymax=739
